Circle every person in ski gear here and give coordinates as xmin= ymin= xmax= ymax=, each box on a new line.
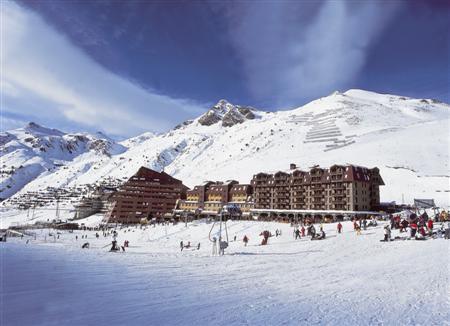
xmin=383 ymin=225 xmax=391 ymax=242
xmin=309 ymin=225 xmax=316 ymax=238
xmin=212 ymin=237 xmax=218 ymax=255
xmin=400 ymin=219 xmax=409 ymax=232
xmin=410 ymin=223 xmax=418 ymax=238
xmin=362 ymin=219 xmax=367 ymax=230
xmin=295 ymin=229 xmax=301 ymax=240
xmin=243 ymin=235 xmax=249 ymax=246
xmin=82 ymin=242 xmax=89 ymax=249
xmin=110 ymin=240 xmax=119 ymax=251
xmin=312 ymin=230 xmax=326 ymax=240
xmin=337 ymin=222 xmax=343 ymax=234
xmin=180 ymin=240 xmax=184 ymax=251
xmin=301 ymin=226 xmax=305 ymax=237
xmin=427 ymin=219 xmax=433 ymax=235
xmin=197 ymin=243 xmax=200 ymax=250
xmin=418 ymin=226 xmax=426 ymax=237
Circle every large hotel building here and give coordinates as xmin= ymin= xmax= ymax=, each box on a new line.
xmin=251 ymin=164 xmax=384 ymax=211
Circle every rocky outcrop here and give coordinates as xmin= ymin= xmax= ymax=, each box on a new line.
xmin=198 ymin=100 xmax=258 ymax=127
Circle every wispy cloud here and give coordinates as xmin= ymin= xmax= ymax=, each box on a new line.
xmin=1 ymin=1 xmax=205 ymax=137
xmin=222 ymin=0 xmax=402 ymax=107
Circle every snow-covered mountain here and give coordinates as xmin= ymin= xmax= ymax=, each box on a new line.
xmin=1 ymin=90 xmax=449 ymax=207
xmin=0 ymin=122 xmax=126 ymax=199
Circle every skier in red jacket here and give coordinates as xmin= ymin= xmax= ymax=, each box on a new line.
xmin=427 ymin=219 xmax=433 ymax=235
xmin=337 ymin=222 xmax=343 ymax=234
xmin=301 ymin=226 xmax=305 ymax=237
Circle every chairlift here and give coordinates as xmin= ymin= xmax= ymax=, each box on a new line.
xmin=208 ymin=205 xmax=230 ymax=255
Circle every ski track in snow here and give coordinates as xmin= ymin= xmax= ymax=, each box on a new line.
xmin=2 ymin=220 xmax=449 ymax=326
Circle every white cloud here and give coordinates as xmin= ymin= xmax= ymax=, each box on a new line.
xmin=224 ymin=1 xmax=402 ymax=107
xmin=1 ymin=1 xmax=205 ymax=137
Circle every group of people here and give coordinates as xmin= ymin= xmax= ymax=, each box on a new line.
xmin=352 ymin=217 xmax=378 ymax=235
xmin=292 ymin=224 xmax=327 ymax=240
xmin=382 ymin=211 xmax=450 ymax=241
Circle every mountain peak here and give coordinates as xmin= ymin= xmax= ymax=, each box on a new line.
xmin=198 ymin=100 xmax=258 ymax=127
xmin=24 ymin=122 xmax=65 ymax=136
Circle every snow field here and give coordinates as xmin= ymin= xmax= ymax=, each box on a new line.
xmin=3 ymin=219 xmax=449 ymax=325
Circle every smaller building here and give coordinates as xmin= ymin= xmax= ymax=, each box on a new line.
xmin=106 ymin=167 xmax=188 ymax=224
xmin=177 ymin=181 xmax=254 ymax=217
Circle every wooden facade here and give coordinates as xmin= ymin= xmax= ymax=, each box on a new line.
xmin=106 ymin=167 xmax=187 ymax=224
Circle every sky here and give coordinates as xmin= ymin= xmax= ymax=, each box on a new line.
xmin=1 ymin=0 xmax=449 ymax=138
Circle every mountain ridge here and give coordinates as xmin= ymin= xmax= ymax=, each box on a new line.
xmin=1 ymin=89 xmax=449 ymax=207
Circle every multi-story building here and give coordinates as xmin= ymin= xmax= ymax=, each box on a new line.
xmin=251 ymin=164 xmax=384 ymax=212
xmin=177 ymin=180 xmax=253 ymax=216
xmin=106 ymin=167 xmax=188 ymax=224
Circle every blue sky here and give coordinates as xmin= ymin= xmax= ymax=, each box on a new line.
xmin=2 ymin=0 xmax=449 ymax=138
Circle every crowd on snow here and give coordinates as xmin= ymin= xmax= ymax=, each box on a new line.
xmin=382 ymin=210 xmax=450 ymax=241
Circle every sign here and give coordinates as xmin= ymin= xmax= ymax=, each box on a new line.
xmin=413 ymin=199 xmax=435 ymax=208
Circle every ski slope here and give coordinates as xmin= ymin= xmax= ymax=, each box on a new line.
xmin=2 ymin=220 xmax=449 ymax=325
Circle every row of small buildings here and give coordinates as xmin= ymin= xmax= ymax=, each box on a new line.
xmin=105 ymin=163 xmax=384 ymax=224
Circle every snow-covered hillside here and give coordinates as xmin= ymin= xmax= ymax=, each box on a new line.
xmin=0 ymin=122 xmax=126 ymax=199
xmin=1 ymin=89 xmax=449 ymax=207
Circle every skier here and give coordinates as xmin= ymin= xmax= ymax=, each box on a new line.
xmin=212 ymin=237 xmax=218 ymax=255
xmin=362 ymin=219 xmax=367 ymax=230
xmin=197 ymin=243 xmax=201 ymax=250
xmin=243 ymin=235 xmax=249 ymax=246
xmin=82 ymin=242 xmax=90 ymax=249
xmin=301 ymin=226 xmax=305 ymax=237
xmin=180 ymin=240 xmax=184 ymax=252
xmin=427 ymin=219 xmax=433 ymax=236
xmin=312 ymin=229 xmax=326 ymax=240
xmin=383 ymin=225 xmax=391 ymax=242
xmin=234 ymin=235 xmax=237 ymax=242
xmin=337 ymin=222 xmax=343 ymax=234
xmin=110 ymin=240 xmax=119 ymax=251
xmin=295 ymin=228 xmax=301 ymax=240
xmin=410 ymin=223 xmax=418 ymax=238
xmin=309 ymin=225 xmax=316 ymax=238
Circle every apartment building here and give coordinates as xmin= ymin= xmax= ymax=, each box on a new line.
xmin=106 ymin=167 xmax=188 ymax=224
xmin=251 ymin=164 xmax=384 ymax=211
xmin=178 ymin=180 xmax=253 ymax=215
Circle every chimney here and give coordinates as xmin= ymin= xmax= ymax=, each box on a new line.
xmin=290 ymin=163 xmax=296 ymax=170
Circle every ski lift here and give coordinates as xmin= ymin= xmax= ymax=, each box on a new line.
xmin=208 ymin=205 xmax=230 ymax=255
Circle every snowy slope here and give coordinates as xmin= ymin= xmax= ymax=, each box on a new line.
xmin=1 ymin=90 xmax=449 ymax=209
xmin=3 ymin=220 xmax=450 ymax=325
xmin=0 ymin=122 xmax=126 ymax=199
